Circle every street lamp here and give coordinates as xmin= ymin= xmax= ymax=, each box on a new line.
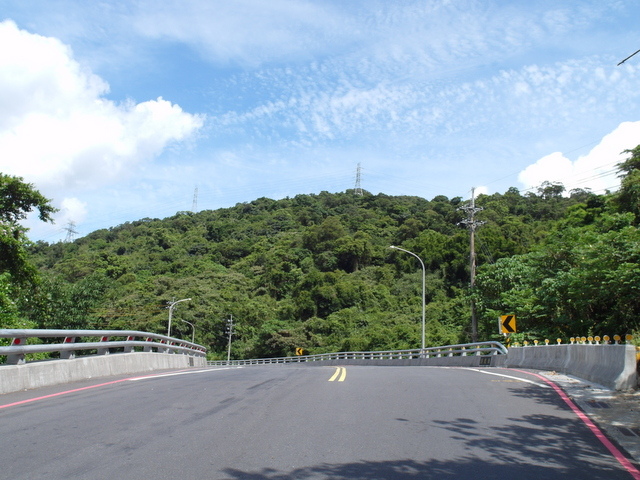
xmin=390 ymin=246 xmax=426 ymax=352
xmin=167 ymin=298 xmax=191 ymax=337
xmin=181 ymin=319 xmax=195 ymax=344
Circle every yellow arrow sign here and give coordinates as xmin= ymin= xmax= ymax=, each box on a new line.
xmin=500 ymin=315 xmax=517 ymax=334
xmin=295 ymin=347 xmax=304 ymax=356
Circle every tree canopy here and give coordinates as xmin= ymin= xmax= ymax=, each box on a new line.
xmin=3 ymin=146 xmax=639 ymax=359
xmin=0 ymin=174 xmax=56 ymax=332
xmin=0 ymin=174 xmax=56 ymax=283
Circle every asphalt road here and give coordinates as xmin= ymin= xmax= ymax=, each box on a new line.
xmin=0 ymin=365 xmax=637 ymax=479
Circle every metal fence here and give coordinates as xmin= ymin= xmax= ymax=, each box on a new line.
xmin=0 ymin=329 xmax=207 ymax=365
xmin=207 ymin=341 xmax=507 ymax=366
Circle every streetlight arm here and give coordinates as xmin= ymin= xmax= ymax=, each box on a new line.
xmin=390 ymin=245 xmax=425 ymax=270
xmin=180 ymin=319 xmax=195 ymax=344
xmin=167 ymin=298 xmax=192 ymax=337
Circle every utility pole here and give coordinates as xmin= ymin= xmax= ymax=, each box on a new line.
xmin=459 ymin=188 xmax=484 ymax=342
xmin=226 ymin=315 xmax=234 ymax=362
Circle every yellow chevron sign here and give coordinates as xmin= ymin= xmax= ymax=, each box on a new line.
xmin=500 ymin=315 xmax=517 ymax=334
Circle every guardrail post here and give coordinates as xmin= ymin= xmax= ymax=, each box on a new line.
xmin=7 ymin=337 xmax=26 ymax=365
xmin=97 ymin=336 xmax=110 ymax=355
xmin=60 ymin=337 xmax=76 ymax=359
xmin=124 ymin=336 xmax=135 ymax=353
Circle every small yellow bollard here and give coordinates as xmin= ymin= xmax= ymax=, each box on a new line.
xmin=614 ymin=335 xmax=621 ymax=344
xmin=557 ymin=338 xmax=562 ymax=345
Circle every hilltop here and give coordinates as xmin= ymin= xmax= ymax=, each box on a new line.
xmin=23 ymin=181 xmax=640 ymax=359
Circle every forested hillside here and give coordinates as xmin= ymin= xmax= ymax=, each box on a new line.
xmin=2 ymin=147 xmax=638 ymax=360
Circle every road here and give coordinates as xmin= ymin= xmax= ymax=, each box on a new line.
xmin=0 ymin=365 xmax=637 ymax=479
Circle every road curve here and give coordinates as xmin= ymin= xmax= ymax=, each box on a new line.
xmin=0 ymin=365 xmax=637 ymax=480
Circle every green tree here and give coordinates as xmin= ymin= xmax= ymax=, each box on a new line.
xmin=0 ymin=174 xmax=56 ymax=283
xmin=614 ymin=145 xmax=640 ymax=223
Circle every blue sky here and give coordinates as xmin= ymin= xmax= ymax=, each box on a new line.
xmin=1 ymin=0 xmax=640 ymax=242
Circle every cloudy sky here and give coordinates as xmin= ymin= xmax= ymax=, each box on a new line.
xmin=1 ymin=1 xmax=640 ymax=242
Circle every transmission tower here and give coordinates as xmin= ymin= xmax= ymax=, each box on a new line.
xmin=459 ymin=188 xmax=485 ymax=342
xmin=354 ymin=163 xmax=363 ymax=195
xmin=63 ymin=221 xmax=78 ymax=243
xmin=192 ymin=185 xmax=198 ymax=213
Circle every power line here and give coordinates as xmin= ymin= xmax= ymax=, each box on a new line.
xmin=617 ymin=48 xmax=640 ymax=66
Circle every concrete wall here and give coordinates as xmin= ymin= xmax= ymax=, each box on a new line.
xmin=505 ymin=344 xmax=638 ymax=391
xmin=3 ymin=345 xmax=636 ymax=395
xmin=0 ymin=352 xmax=207 ymax=395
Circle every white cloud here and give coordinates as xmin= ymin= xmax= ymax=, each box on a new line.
xmin=59 ymin=197 xmax=88 ymax=226
xmin=0 ymin=20 xmax=205 ymax=192
xmin=474 ymin=186 xmax=489 ymax=197
xmin=132 ymin=0 xmax=349 ymax=66
xmin=518 ymin=121 xmax=640 ymax=194
xmin=518 ymin=152 xmax=574 ymax=190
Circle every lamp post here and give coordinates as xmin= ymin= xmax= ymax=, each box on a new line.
xmin=390 ymin=245 xmax=426 ymax=352
xmin=181 ymin=319 xmax=195 ymax=344
xmin=167 ymin=298 xmax=191 ymax=337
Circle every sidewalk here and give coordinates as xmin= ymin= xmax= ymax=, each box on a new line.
xmin=538 ymin=370 xmax=640 ymax=464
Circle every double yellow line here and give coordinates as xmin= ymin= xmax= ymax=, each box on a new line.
xmin=328 ymin=366 xmax=347 ymax=382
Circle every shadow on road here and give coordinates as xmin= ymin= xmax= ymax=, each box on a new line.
xmin=221 ymin=384 xmax=631 ymax=480
xmin=221 ymin=455 xmax=620 ymax=480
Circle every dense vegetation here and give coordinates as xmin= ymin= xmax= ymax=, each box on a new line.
xmin=1 ymin=146 xmax=639 ymax=359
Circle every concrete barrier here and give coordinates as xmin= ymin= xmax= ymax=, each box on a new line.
xmin=505 ymin=344 xmax=637 ymax=391
xmin=0 ymin=352 xmax=207 ymax=395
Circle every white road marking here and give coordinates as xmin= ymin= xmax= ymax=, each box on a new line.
xmin=127 ymin=366 xmax=240 ymax=381
xmin=464 ymin=368 xmax=550 ymax=388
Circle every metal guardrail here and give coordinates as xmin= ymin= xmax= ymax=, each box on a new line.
xmin=0 ymin=329 xmax=207 ymax=365
xmin=207 ymin=341 xmax=507 ymax=366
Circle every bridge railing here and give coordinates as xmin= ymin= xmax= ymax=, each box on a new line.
xmin=0 ymin=329 xmax=207 ymax=365
xmin=207 ymin=341 xmax=507 ymax=366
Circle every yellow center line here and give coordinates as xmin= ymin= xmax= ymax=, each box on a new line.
xmin=329 ymin=366 xmax=347 ymax=382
